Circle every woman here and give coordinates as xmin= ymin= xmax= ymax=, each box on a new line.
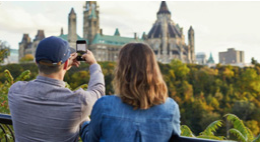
xmin=80 ymin=43 xmax=181 ymax=142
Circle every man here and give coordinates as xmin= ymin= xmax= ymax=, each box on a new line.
xmin=8 ymin=36 xmax=105 ymax=141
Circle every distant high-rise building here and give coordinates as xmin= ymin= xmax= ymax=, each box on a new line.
xmin=219 ymin=48 xmax=244 ymax=64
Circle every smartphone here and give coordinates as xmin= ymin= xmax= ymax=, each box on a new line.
xmin=76 ymin=40 xmax=87 ymax=61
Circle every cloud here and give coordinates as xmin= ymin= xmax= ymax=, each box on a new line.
xmin=0 ymin=3 xmax=65 ymax=36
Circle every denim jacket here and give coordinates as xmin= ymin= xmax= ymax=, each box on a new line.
xmin=80 ymin=95 xmax=181 ymax=142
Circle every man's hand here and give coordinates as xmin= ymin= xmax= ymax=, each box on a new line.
xmin=82 ymin=50 xmax=97 ymax=65
xmin=68 ymin=53 xmax=80 ymax=68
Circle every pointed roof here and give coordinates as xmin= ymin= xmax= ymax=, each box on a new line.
xmin=207 ymin=52 xmax=215 ymax=64
xmin=157 ymin=1 xmax=171 ymax=15
xmin=34 ymin=30 xmax=45 ymax=41
xmin=147 ymin=22 xmax=182 ymax=38
xmin=88 ymin=5 xmax=97 ymax=19
xmin=114 ymin=28 xmax=120 ymax=36
xmin=142 ymin=32 xmax=147 ymax=39
xmin=69 ymin=8 xmax=76 ymax=15
xmin=60 ymin=27 xmax=64 ymax=35
xmin=189 ymin=26 xmax=194 ymax=31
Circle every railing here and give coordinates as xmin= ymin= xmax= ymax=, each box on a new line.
xmin=169 ymin=134 xmax=219 ymax=142
xmin=0 ymin=114 xmax=14 ymax=142
xmin=0 ymin=114 xmax=219 ymax=142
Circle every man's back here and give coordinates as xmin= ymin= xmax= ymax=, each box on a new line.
xmin=8 ymin=64 xmax=104 ymax=141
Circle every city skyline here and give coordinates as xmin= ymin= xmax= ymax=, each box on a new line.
xmin=1 ymin=1 xmax=260 ymax=63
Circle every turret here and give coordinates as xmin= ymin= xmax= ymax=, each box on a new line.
xmin=188 ymin=26 xmax=195 ymax=63
xmin=60 ymin=27 xmax=64 ymax=36
xmin=157 ymin=1 xmax=171 ymax=20
xmin=34 ymin=30 xmax=45 ymax=41
xmin=114 ymin=28 xmax=120 ymax=36
xmin=83 ymin=1 xmax=100 ymax=45
xmin=68 ymin=8 xmax=77 ymax=43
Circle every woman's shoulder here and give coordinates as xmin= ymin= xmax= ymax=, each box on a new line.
xmin=162 ymin=97 xmax=179 ymax=109
xmin=95 ymin=95 xmax=121 ymax=105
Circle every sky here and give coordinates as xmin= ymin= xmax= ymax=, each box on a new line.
xmin=1 ymin=1 xmax=260 ymax=63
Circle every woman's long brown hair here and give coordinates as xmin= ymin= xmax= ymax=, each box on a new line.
xmin=113 ymin=43 xmax=168 ymax=109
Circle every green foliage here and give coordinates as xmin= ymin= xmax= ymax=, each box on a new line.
xmin=199 ymin=120 xmax=223 ymax=136
xmin=1 ymin=58 xmax=260 ymax=142
xmin=73 ymin=84 xmax=88 ymax=91
xmin=0 ymin=69 xmax=31 ymax=114
xmin=224 ymin=113 xmax=260 ymax=142
xmin=181 ymin=125 xmax=195 ymax=137
xmin=20 ymin=54 xmax=34 ymax=62
xmin=169 ymin=59 xmax=190 ymax=80
xmin=0 ymin=40 xmax=10 ymax=63
xmin=253 ymin=133 xmax=260 ymax=142
xmin=180 ymin=113 xmax=259 ymax=141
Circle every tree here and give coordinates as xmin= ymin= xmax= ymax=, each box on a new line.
xmin=251 ymin=57 xmax=258 ymax=65
xmin=0 ymin=40 xmax=10 ymax=63
xmin=20 ymin=54 xmax=34 ymax=62
xmin=169 ymin=59 xmax=190 ymax=81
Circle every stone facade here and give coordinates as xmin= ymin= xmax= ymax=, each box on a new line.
xmin=219 ymin=48 xmax=244 ymax=64
xmin=145 ymin=1 xmax=195 ymax=63
xmin=19 ymin=30 xmax=45 ymax=61
xmin=196 ymin=52 xmax=207 ymax=65
xmin=68 ymin=8 xmax=77 ymax=48
xmin=19 ymin=1 xmax=195 ymax=63
xmin=83 ymin=1 xmax=100 ymax=46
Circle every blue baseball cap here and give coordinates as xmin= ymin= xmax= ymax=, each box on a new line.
xmin=35 ymin=36 xmax=75 ymax=66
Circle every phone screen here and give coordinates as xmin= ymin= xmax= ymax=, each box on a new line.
xmin=77 ymin=43 xmax=86 ymax=57
xmin=76 ymin=40 xmax=87 ymax=61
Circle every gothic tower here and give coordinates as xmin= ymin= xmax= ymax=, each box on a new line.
xmin=188 ymin=26 xmax=195 ymax=63
xmin=68 ymin=8 xmax=77 ymax=46
xmin=146 ymin=1 xmax=192 ymax=63
xmin=83 ymin=1 xmax=100 ymax=45
xmin=158 ymin=1 xmax=171 ymax=63
xmin=19 ymin=34 xmax=31 ymax=60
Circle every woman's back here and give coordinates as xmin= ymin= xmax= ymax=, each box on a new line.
xmin=80 ymin=43 xmax=181 ymax=142
xmin=81 ymin=95 xmax=180 ymax=142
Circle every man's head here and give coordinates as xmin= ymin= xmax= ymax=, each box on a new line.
xmin=35 ymin=36 xmax=75 ymax=75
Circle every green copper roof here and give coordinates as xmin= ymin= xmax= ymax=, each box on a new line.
xmin=92 ymin=33 xmax=144 ymax=46
xmin=88 ymin=5 xmax=97 ymax=19
xmin=58 ymin=34 xmax=86 ymax=42
xmin=207 ymin=52 xmax=215 ymax=64
xmin=114 ymin=28 xmax=120 ymax=36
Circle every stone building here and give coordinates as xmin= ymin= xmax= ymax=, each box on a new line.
xmin=81 ymin=1 xmax=142 ymax=62
xmin=19 ymin=30 xmax=45 ymax=60
xmin=196 ymin=52 xmax=207 ymax=65
xmin=145 ymin=1 xmax=195 ymax=63
xmin=59 ymin=8 xmax=84 ymax=49
xmin=18 ymin=8 xmax=83 ymax=61
xmin=19 ymin=1 xmax=195 ymax=63
xmin=219 ymin=48 xmax=244 ymax=64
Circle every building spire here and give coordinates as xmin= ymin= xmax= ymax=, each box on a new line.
xmin=114 ymin=28 xmax=120 ymax=36
xmin=157 ymin=1 xmax=171 ymax=15
xmin=60 ymin=27 xmax=64 ymax=35
xmin=69 ymin=8 xmax=76 ymax=15
xmin=207 ymin=52 xmax=215 ymax=64
xmin=89 ymin=5 xmax=97 ymax=19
